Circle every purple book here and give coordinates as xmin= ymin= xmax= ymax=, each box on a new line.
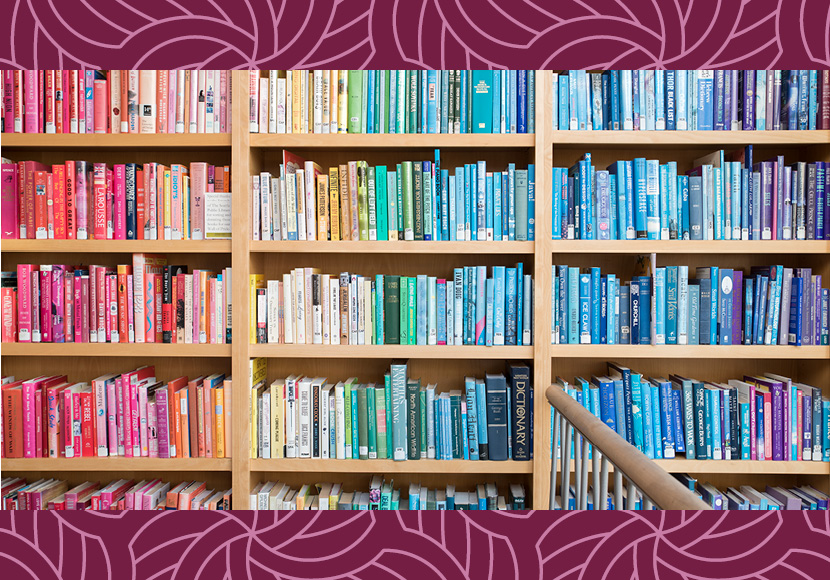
xmin=824 ymin=161 xmax=829 ymax=239
xmin=815 ymin=161 xmax=825 ymax=240
xmin=803 ymin=395 xmax=812 ymax=460
xmin=742 ymin=70 xmax=756 ymax=130
xmin=796 ymin=268 xmax=812 ymax=345
xmin=806 ymin=163 xmax=817 ymax=239
xmin=156 ymin=385 xmax=170 ymax=458
xmin=723 ymin=71 xmax=732 ymax=130
xmin=814 ymin=275 xmax=822 ymax=345
xmin=750 ymin=376 xmax=784 ymax=461
xmin=765 ymin=486 xmax=803 ymax=510
xmin=731 ymin=270 xmax=743 ymax=345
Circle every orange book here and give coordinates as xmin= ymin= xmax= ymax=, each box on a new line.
xmin=178 ymin=481 xmax=206 ymax=510
xmin=166 ymin=376 xmax=188 ymax=458
xmin=223 ymin=167 xmax=230 ymax=192
xmin=166 ymin=481 xmax=189 ymax=509
xmin=213 ymin=384 xmax=224 ymax=458
xmin=187 ymin=376 xmax=203 ymax=458
xmin=52 ymin=164 xmax=67 ymax=239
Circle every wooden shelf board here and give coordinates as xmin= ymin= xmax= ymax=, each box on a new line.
xmin=2 ymin=343 xmax=232 ymax=357
xmin=552 ymin=130 xmax=830 ymax=147
xmin=652 ymin=459 xmax=830 ymax=475
xmin=2 ymin=458 xmax=232 ymax=472
xmin=250 ymin=133 xmax=535 ymax=149
xmin=1 ymin=239 xmax=232 ymax=254
xmin=551 ymin=240 xmax=830 ymax=255
xmin=550 ymin=345 xmax=830 ymax=359
xmin=0 ymin=133 xmax=232 ymax=149
xmin=251 ymin=240 xmax=534 ymax=254
xmin=250 ymin=458 xmax=534 ymax=474
xmin=249 ymin=344 xmax=534 ymax=359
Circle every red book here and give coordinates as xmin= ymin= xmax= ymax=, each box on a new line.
xmin=52 ymin=164 xmax=67 ymax=239
xmin=2 ymin=380 xmax=24 ymax=457
xmin=1 ymin=283 xmax=17 ymax=342
xmin=92 ymin=163 xmax=107 ymax=240
xmin=34 ymin=170 xmax=49 ymax=240
xmin=136 ymin=167 xmax=145 ymax=240
xmin=19 ymin=160 xmax=47 ymax=238
xmin=54 ymin=71 xmax=64 ymax=134
xmin=62 ymin=70 xmax=70 ymax=132
xmin=80 ymin=389 xmax=95 ymax=457
xmin=155 ymin=276 xmax=163 ymax=343
xmin=65 ymin=160 xmax=76 ymax=239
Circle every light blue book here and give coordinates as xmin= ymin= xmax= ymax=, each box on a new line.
xmin=631 ymin=374 xmax=644 ymax=453
xmin=448 ymin=174 xmax=457 ymax=240
xmin=425 ymin=385 xmax=435 ymax=458
xmin=460 ymin=391 xmax=469 ymax=460
xmin=423 ymin=161 xmax=433 ymax=241
xmin=613 ymin=378 xmax=626 ymax=441
xmin=552 ymin=167 xmax=563 ymax=240
xmin=689 ymin=282 xmax=700 ymax=345
xmin=657 ymin=378 xmax=676 ymax=458
xmin=493 ymin=172 xmax=502 ymax=240
xmin=655 ymin=267 xmax=666 ymax=344
xmin=730 ymin=161 xmax=741 ymax=239
xmin=455 ymin=167 xmax=464 ymax=240
xmin=351 ymin=383 xmax=360 ymax=458
xmin=375 ymin=274 xmax=385 ymax=344
xmin=590 ymin=267 xmax=601 ymax=344
xmin=464 ymin=378 xmax=479 ymax=460
xmin=633 ymin=158 xmax=648 ymax=238
xmin=809 ymin=69 xmax=818 ymax=130
xmin=416 ymin=274 xmax=427 ymax=345
xmin=485 ymin=171 xmax=494 ymax=240
xmin=754 ymin=70 xmax=766 ymax=130
xmin=485 ymin=278 xmax=494 ymax=347
xmin=620 ymin=69 xmax=633 ymax=129
xmin=459 ymin=71 xmax=467 ymax=133
xmin=501 ymin=170 xmax=509 ymax=240
xmin=475 ymin=378 xmax=488 ymax=454
xmin=687 ymin=70 xmax=697 ymax=129
xmin=651 ymin=384 xmax=663 ymax=459
xmin=655 ymin=70 xmax=666 ymax=129
xmin=396 ymin=164 xmax=404 ymax=233
xmin=595 ymin=169 xmax=611 ymax=240
xmin=823 ymin=400 xmax=829 ymax=461
xmin=646 ymin=159 xmax=660 ymax=240
xmin=464 ymin=164 xmax=473 ymax=239
xmin=608 ymin=169 xmax=618 ymax=239
xmin=697 ymin=70 xmax=714 ymax=130
xmin=505 ymin=267 xmax=517 ymax=345
xmin=440 ymin=169 xmax=449 ymax=241
xmin=493 ymin=266 xmax=505 ymax=346
xmin=606 ymin=274 xmax=617 ymax=345
xmin=658 ymin=163 xmax=669 ymax=239
xmin=713 ymin=165 xmax=723 ymax=240
xmin=642 ymin=379 xmax=655 ymax=458
xmin=492 ymin=71 xmax=501 ymax=134
xmin=438 ymin=71 xmax=448 ymax=134
xmin=590 ymin=73 xmax=603 ymax=130
xmin=475 ymin=266 xmax=486 ymax=346
xmin=559 ymin=74 xmax=570 ymax=130
xmin=676 ymin=69 xmax=688 ymax=129
xmin=427 ymin=276 xmax=437 ymax=345
xmin=666 ymin=161 xmax=678 ymax=239
xmin=576 ymin=70 xmax=588 ymax=130
xmin=579 ymin=273 xmax=591 ymax=344
xmin=667 ymin=266 xmax=678 ymax=345
xmin=709 ymin=266 xmax=719 ymax=345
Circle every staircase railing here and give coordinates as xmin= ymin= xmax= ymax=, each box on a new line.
xmin=547 ymin=385 xmax=711 ymax=510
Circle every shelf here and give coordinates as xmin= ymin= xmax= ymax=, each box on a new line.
xmin=653 ymin=458 xmax=830 ymax=475
xmin=550 ymin=345 xmax=830 ymax=359
xmin=0 ymin=133 xmax=232 ymax=149
xmin=551 ymin=240 xmax=830 ymax=255
xmin=552 ymin=130 xmax=830 ymax=147
xmin=1 ymin=458 xmax=232 ymax=472
xmin=250 ymin=133 xmax=535 ymax=149
xmin=2 ymin=343 xmax=232 ymax=357
xmin=251 ymin=240 xmax=534 ymax=254
xmin=249 ymin=344 xmax=534 ymax=359
xmin=251 ymin=458 xmax=534 ymax=474
xmin=1 ymin=239 xmax=232 ymax=254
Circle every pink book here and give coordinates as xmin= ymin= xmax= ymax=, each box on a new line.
xmin=84 ymin=70 xmax=94 ymax=133
xmin=73 ymin=271 xmax=83 ymax=343
xmin=145 ymin=273 xmax=156 ymax=343
xmin=63 ymin=385 xmax=74 ymax=456
xmin=101 ymin=479 xmax=134 ymax=511
xmin=73 ymin=70 xmax=82 ymax=133
xmin=167 ymin=71 xmax=177 ymax=134
xmin=39 ymin=267 xmax=51 ymax=343
xmin=1 ymin=163 xmax=18 ymax=239
xmin=103 ymin=273 xmax=111 ymax=341
xmin=114 ymin=164 xmax=126 ymax=239
xmin=72 ymin=389 xmax=82 ymax=458
xmin=109 ymin=274 xmax=118 ymax=343
xmin=62 ymin=70 xmax=70 ymax=133
xmin=116 ymin=375 xmax=128 ymax=456
xmin=156 ymin=385 xmax=170 ymax=458
xmin=203 ymin=384 xmax=213 ymax=458
xmin=127 ymin=274 xmax=135 ymax=342
xmin=92 ymin=163 xmax=107 ymax=240
xmin=105 ymin=167 xmax=113 ymax=239
xmin=130 ymin=368 xmax=155 ymax=457
xmin=66 ymin=481 xmax=98 ymax=510
xmin=219 ymin=71 xmax=227 ymax=133
xmin=3 ymin=70 xmax=12 ymax=131
xmin=192 ymin=270 xmax=200 ymax=343
xmin=189 ymin=71 xmax=198 ymax=132
xmin=92 ymin=374 xmax=113 ymax=456
xmin=208 ymin=277 xmax=216 ymax=343
xmin=52 ymin=265 xmax=65 ymax=343
xmin=31 ymin=270 xmax=41 ymax=342
xmin=75 ymin=161 xmax=89 ymax=239
xmin=44 ymin=70 xmax=55 ymax=133
xmin=147 ymin=399 xmax=158 ymax=457
xmin=63 ymin=268 xmax=74 ymax=342
xmin=189 ymin=162 xmax=207 ymax=239
xmin=16 ymin=264 xmax=33 ymax=342
xmin=138 ymin=382 xmax=150 ymax=457
xmin=81 ymin=272 xmax=90 ymax=343
xmin=106 ymin=377 xmax=118 ymax=456
xmin=93 ymin=78 xmax=107 ymax=133
xmin=34 ymin=389 xmax=43 ymax=457
xmin=46 ymin=383 xmax=63 ymax=457
xmin=24 ymin=70 xmax=37 ymax=133
xmin=92 ymin=265 xmax=102 ymax=342
xmin=154 ymin=280 xmax=162 ymax=343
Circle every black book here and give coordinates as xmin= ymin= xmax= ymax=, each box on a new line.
xmin=312 ymin=380 xmax=321 ymax=458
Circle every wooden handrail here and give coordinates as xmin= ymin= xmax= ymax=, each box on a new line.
xmin=546 ymin=385 xmax=711 ymax=510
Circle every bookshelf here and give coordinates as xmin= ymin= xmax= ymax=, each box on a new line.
xmin=3 ymin=71 xmax=828 ymax=509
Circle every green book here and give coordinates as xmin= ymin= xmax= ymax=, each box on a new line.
xmin=419 ymin=388 xmax=427 ymax=458
xmin=367 ymin=385 xmax=377 ymax=458
xmin=384 ymin=275 xmax=400 ymax=344
xmin=375 ymin=165 xmax=388 ymax=241
xmin=401 ymin=161 xmax=414 ymax=240
xmin=384 ymin=374 xmax=393 ymax=456
xmin=391 ymin=489 xmax=400 ymax=510
xmin=471 ymin=70 xmax=493 ymax=133
xmin=380 ymin=480 xmax=393 ymax=510
xmin=515 ymin=169 xmax=529 ymax=241
xmin=450 ymin=391 xmax=462 ymax=459
xmin=422 ymin=163 xmax=432 ymax=241
xmin=344 ymin=378 xmax=354 ymax=456
xmin=408 ymin=70 xmax=417 ymax=134
xmin=358 ymin=161 xmax=369 ymax=240
xmin=399 ymin=277 xmax=409 ymax=345
xmin=413 ymin=163 xmax=423 ymax=240
xmin=466 ymin=70 xmax=473 ymax=133
xmin=357 ymin=385 xmax=369 ymax=459
xmin=361 ymin=71 xmax=369 ymax=133
xmin=384 ymin=70 xmax=392 ymax=133
xmin=375 ymin=385 xmax=388 ymax=459
xmin=367 ymin=164 xmax=377 ymax=240
xmin=395 ymin=165 xmax=404 ymax=236
xmin=406 ymin=379 xmax=421 ymax=460
xmin=407 ymin=276 xmax=417 ymax=345
xmin=347 ymin=70 xmax=363 ymax=133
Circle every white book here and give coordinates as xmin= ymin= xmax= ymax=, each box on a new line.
xmin=312 ymin=275 xmax=323 ymax=345
xmin=321 ymin=274 xmax=330 ymax=345
xmin=334 ymin=382 xmax=346 ymax=459
xmin=276 ymin=77 xmax=286 ymax=133
xmin=268 ymin=70 xmax=277 ymax=134
xmin=260 ymin=390 xmax=271 ymax=459
xmin=278 ymin=174 xmax=288 ymax=240
xmin=259 ymin=172 xmax=271 ymax=240
xmin=453 ymin=269 xmax=463 ymax=345
xmin=348 ymin=278 xmax=358 ymax=345
xmin=132 ymin=255 xmax=146 ymax=342
xmin=313 ymin=70 xmax=324 ymax=133
xmin=258 ymin=78 xmax=268 ymax=135
xmin=356 ymin=277 xmax=365 ymax=345
xmin=297 ymin=377 xmax=312 ymax=458
xmin=329 ymin=69 xmax=338 ymax=133
xmin=267 ymin=280 xmax=280 ymax=343
xmin=304 ymin=162 xmax=318 ymax=241
xmin=320 ymin=383 xmax=331 ymax=458
xmin=329 ymin=277 xmax=340 ymax=345
xmin=215 ymin=277 xmax=224 ymax=343
xmin=296 ymin=169 xmax=307 ymax=240
xmin=184 ymin=274 xmax=193 ymax=344
xmin=338 ymin=70 xmax=349 ymax=133
xmin=285 ymin=170 xmax=298 ymax=239
xmin=446 ymin=280 xmax=455 ymax=346
xmin=285 ymin=70 xmax=292 ymax=134
xmin=251 ymin=175 xmax=261 ymax=241
xmin=257 ymin=288 xmax=267 ymax=344
xmin=364 ymin=278 xmax=373 ymax=345
xmin=427 ymin=277 xmax=437 ymax=345
xmin=175 ymin=70 xmax=186 ymax=133
xmin=294 ymin=269 xmax=305 ymax=344
xmin=283 ymin=273 xmax=294 ymax=344
xmin=302 ymin=71 xmax=309 ymax=133
xmin=205 ymin=70 xmax=215 ymax=134
xmin=285 ymin=375 xmax=299 ymax=458
xmin=677 ymin=265 xmax=689 ymax=345
xmin=270 ymin=177 xmax=282 ymax=241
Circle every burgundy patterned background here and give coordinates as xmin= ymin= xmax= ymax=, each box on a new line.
xmin=4 ymin=0 xmax=830 ymax=577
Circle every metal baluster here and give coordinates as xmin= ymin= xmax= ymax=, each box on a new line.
xmin=643 ymin=496 xmax=654 ymax=511
xmin=549 ymin=410 xmax=560 ymax=510
xmin=592 ymin=448 xmax=600 ymax=509
xmin=581 ymin=435 xmax=590 ymax=509
xmin=561 ymin=419 xmax=572 ymax=510
xmin=627 ymin=481 xmax=638 ymax=510
xmin=573 ymin=429 xmax=582 ymax=510
xmin=599 ymin=455 xmax=609 ymax=510
xmin=613 ymin=467 xmax=622 ymax=511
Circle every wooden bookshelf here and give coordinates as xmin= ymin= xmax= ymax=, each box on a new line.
xmin=3 ymin=71 xmax=828 ymax=509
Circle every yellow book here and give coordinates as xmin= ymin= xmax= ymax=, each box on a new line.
xmin=292 ymin=70 xmax=302 ymax=134
xmin=214 ymin=384 xmax=225 ymax=458
xmin=328 ymin=167 xmax=340 ymax=241
xmin=249 ymin=358 xmax=267 ymax=458
xmin=249 ymin=274 xmax=264 ymax=344
xmin=270 ymin=379 xmax=284 ymax=459
xmin=316 ymin=173 xmax=329 ymax=240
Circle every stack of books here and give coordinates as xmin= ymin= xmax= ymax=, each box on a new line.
xmin=250 ymin=70 xmax=536 ymax=134
xmin=1 ymin=371 xmax=232 ymax=459
xmin=2 ymin=70 xmax=232 ymax=134
xmin=253 ymin=150 xmax=535 ymax=242
xmin=674 ymin=475 xmax=830 ymax=510
xmin=251 ymin=477 xmax=526 ymax=510
xmin=250 ymin=263 xmax=533 ymax=346
xmin=1 ymin=159 xmax=232 ymax=241
xmin=553 ymin=363 xmax=829 ymax=462
xmin=249 ymin=360 xmax=532 ymax=462
xmin=1 ymin=477 xmax=231 ymax=510
xmin=550 ymin=264 xmax=828 ymax=346
xmin=552 ymin=70 xmax=830 ymax=131
xmin=2 ymin=257 xmax=232 ymax=345
xmin=552 ymin=149 xmax=828 ymax=241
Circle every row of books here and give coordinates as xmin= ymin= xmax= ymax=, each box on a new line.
xmin=550 ymin=264 xmax=829 ymax=346
xmin=2 ymin=70 xmax=232 ymax=134
xmin=554 ymin=363 xmax=829 ymax=462
xmin=675 ymin=476 xmax=830 ymax=510
xmin=249 ymin=360 xmax=532 ymax=462
xmin=553 ymin=149 xmax=829 ymax=241
xmin=552 ymin=70 xmax=830 ymax=131
xmin=2 ymin=159 xmax=232 ymax=241
xmin=2 ymin=256 xmax=232 ymax=345
xmin=1 ymin=370 xmax=233 ymax=459
xmin=250 ymin=264 xmax=533 ymax=346
xmin=249 ymin=70 xmax=536 ymax=134
xmin=2 ymin=477 xmax=231 ymax=510
xmin=253 ymin=150 xmax=536 ymax=242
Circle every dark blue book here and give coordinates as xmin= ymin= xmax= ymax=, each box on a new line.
xmin=679 ymin=175 xmax=690 ymax=239
xmin=788 ymin=276 xmax=804 ymax=345
xmin=699 ymin=277 xmax=712 ymax=345
xmin=756 ymin=276 xmax=768 ymax=346
xmin=692 ymin=382 xmax=706 ymax=458
xmin=714 ymin=70 xmax=725 ymax=130
xmin=601 ymin=72 xmax=611 ymax=130
xmin=638 ymin=276 xmax=651 ymax=345
xmin=666 ymin=70 xmax=676 ymax=130
xmin=630 ymin=281 xmax=640 ymax=344
xmin=672 ymin=389 xmax=686 ymax=453
xmin=484 ymin=373 xmax=508 ymax=461
xmin=609 ymin=70 xmax=620 ymax=130
xmin=517 ymin=70 xmax=527 ymax=134
xmin=592 ymin=375 xmax=616 ymax=432
xmin=608 ymin=363 xmax=635 ymax=446
xmin=619 ymin=284 xmax=631 ymax=345
xmin=744 ymin=278 xmax=754 ymax=345
xmin=507 ymin=363 xmax=531 ymax=461
xmin=516 ymin=261 xmax=524 ymax=346
xmin=798 ymin=69 xmax=810 ymax=130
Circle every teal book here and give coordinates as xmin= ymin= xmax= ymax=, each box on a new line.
xmin=485 ymin=278 xmax=494 ymax=346
xmin=350 ymin=383 xmax=360 ymax=459
xmin=344 ymin=380 xmax=353 ymax=457
xmin=407 ymin=276 xmax=417 ymax=345
xmin=347 ymin=70 xmax=363 ymax=133
xmin=407 ymin=379 xmax=421 ymax=460
xmin=568 ymin=266 xmax=579 ymax=345
xmin=413 ymin=163 xmax=423 ymax=240
xmin=471 ymin=70 xmax=492 ymax=133
xmin=390 ymin=362 xmax=408 ymax=461
xmin=384 ymin=373 xmax=393 ymax=456
xmin=651 ymin=384 xmax=663 ymax=459
xmin=416 ymin=274 xmax=427 ymax=345
xmin=401 ymin=161 xmax=414 ymax=240
xmin=631 ymin=374 xmax=645 ymax=453
xmin=475 ymin=266 xmax=486 ymax=345
xmin=376 ymin=165 xmax=388 ymax=241
xmin=375 ymin=274 xmax=384 ymax=345
xmin=399 ymin=277 xmax=409 ymax=345
xmin=425 ymin=385 xmax=435 ymax=458
xmin=366 ymin=386 xmax=377 ymax=458
xmin=465 ymin=378 xmax=480 ymax=460
xmin=642 ymin=379 xmax=655 ymax=458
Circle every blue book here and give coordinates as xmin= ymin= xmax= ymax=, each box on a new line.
xmin=493 ymin=172 xmax=502 ymax=240
xmin=711 ymin=389 xmax=722 ymax=459
xmin=646 ymin=159 xmax=660 ymax=240
xmin=756 ymin=276 xmax=768 ymax=345
xmin=517 ymin=70 xmax=527 ymax=133
xmin=689 ymin=282 xmax=700 ymax=345
xmin=475 ymin=266 xmax=486 ymax=346
xmin=440 ymin=169 xmax=450 ymax=241
xmin=665 ymin=70 xmax=676 ymax=130
xmin=491 ymin=71 xmax=501 ymax=134
xmin=485 ymin=171 xmax=494 ymax=240
xmin=527 ymin=164 xmax=535 ymax=241
xmin=613 ymin=378 xmax=626 ymax=440
xmin=596 ymin=170 xmax=611 ymax=239
xmin=655 ymin=378 xmax=676 ymax=458
xmin=633 ymin=158 xmax=648 ymax=238
xmin=606 ymin=275 xmax=617 ymax=345
xmin=679 ymin=174 xmax=690 ymax=239
xmin=459 ymin=71 xmax=467 ymax=134
xmin=493 ymin=266 xmax=505 ymax=346
xmin=416 ymin=275 xmax=427 ymax=345
xmin=485 ymin=278 xmax=494 ymax=347
xmin=558 ymin=75 xmax=570 ymax=130
xmin=619 ymin=284 xmax=630 ymax=345
xmin=474 ymin=379 xmax=488 ymax=459
xmin=630 ymin=281 xmax=641 ymax=344
xmin=631 ymin=373 xmax=644 ymax=453
xmin=709 ymin=266 xmax=719 ymax=345
xmin=590 ymin=267 xmax=601 ymax=344
xmin=620 ymin=70 xmax=633 ymax=129
xmin=697 ymin=71 xmax=714 ymax=130
xmin=465 ymin=379 xmax=479 ymax=460
xmin=516 ymin=262 xmax=523 ymax=346
xmin=688 ymin=174 xmax=704 ymax=240
xmin=698 ymin=276 xmax=712 ymax=344
xmin=798 ymin=69 xmax=809 ymax=130
xmin=507 ymin=163 xmax=516 ymax=240
xmin=426 ymin=70 xmax=438 ymax=133
xmin=579 ymin=273 xmax=591 ymax=344
xmin=672 ymin=390 xmax=685 ymax=453
xmin=654 ymin=267 xmax=666 ymax=344
xmin=651 ymin=384 xmax=663 ymax=459
xmin=714 ymin=70 xmax=725 ymax=130
xmin=455 ymin=167 xmax=464 ymax=240
xmin=638 ymin=276 xmax=651 ymax=345
xmin=788 ymin=276 xmax=804 ymax=345
xmin=505 ymin=267 xmax=517 ymax=346
xmin=608 ymin=363 xmax=635 ymax=446
xmin=655 ymin=70 xmax=666 ymax=129
xmin=666 ymin=266 xmax=678 ymax=344
xmin=609 ymin=70 xmax=620 ymax=130
xmin=642 ymin=379 xmax=655 ymax=458
xmin=501 ymin=170 xmax=509 ymax=240
xmin=740 ymin=400 xmax=751 ymax=459
xmin=437 ymin=280 xmax=447 ymax=345
xmin=576 ymin=70 xmax=588 ymax=130
xmin=823 ymin=400 xmax=829 ymax=461
xmin=509 ymin=70 xmax=518 ymax=133
xmin=464 ymin=164 xmax=473 ymax=239
xmin=552 ymin=167 xmax=563 ymax=240
xmin=809 ymin=69 xmax=818 ymax=130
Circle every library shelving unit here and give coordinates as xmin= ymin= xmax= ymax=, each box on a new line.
xmin=2 ymin=71 xmax=828 ymax=509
